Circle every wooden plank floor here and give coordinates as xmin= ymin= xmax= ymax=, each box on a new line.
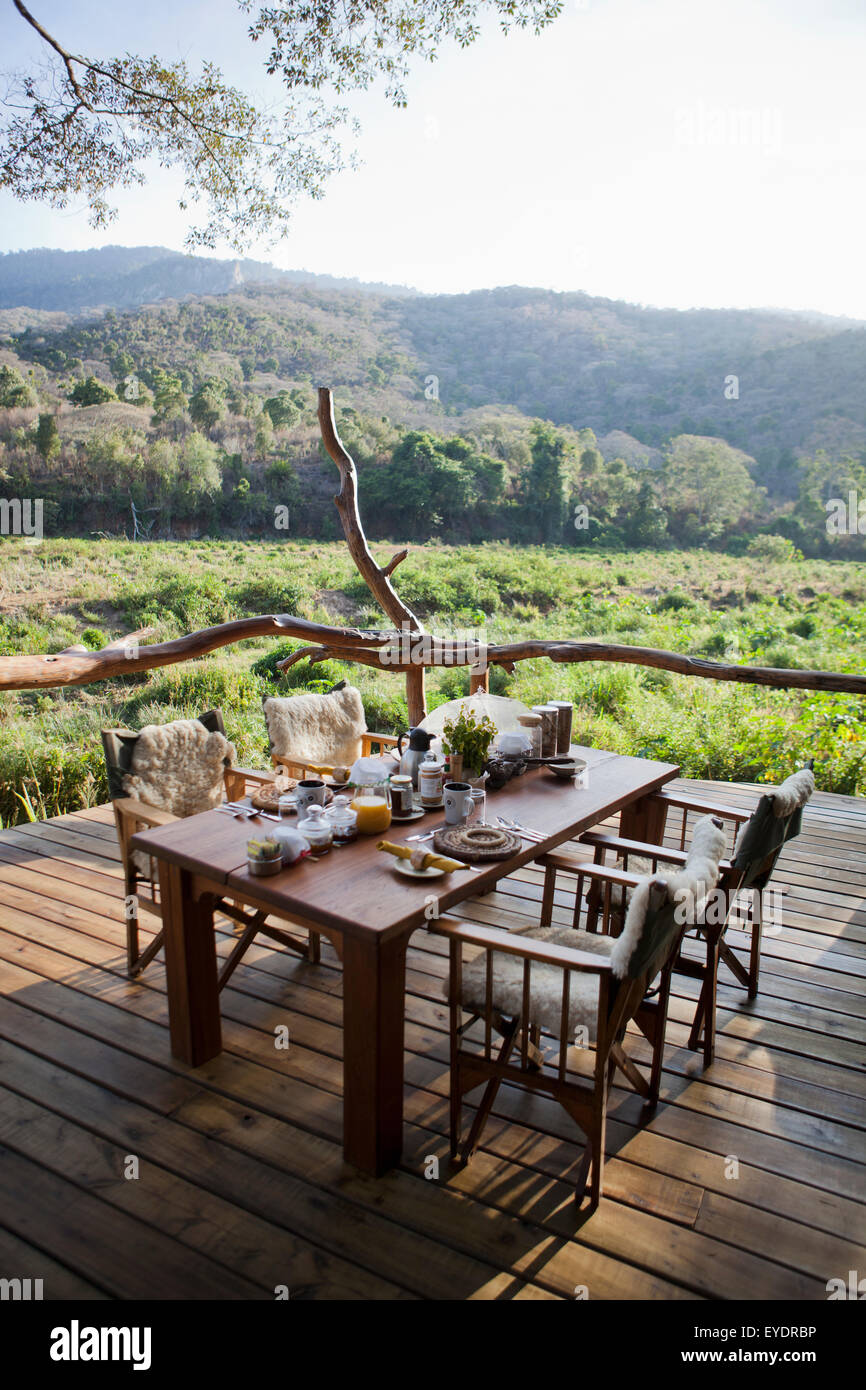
xmin=0 ymin=779 xmax=863 ymax=1301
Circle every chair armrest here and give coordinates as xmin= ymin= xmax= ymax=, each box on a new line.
xmin=225 ymin=766 xmax=273 ymax=797
xmin=430 ymin=917 xmax=614 ymax=974
xmin=113 ymin=796 xmax=178 ymax=828
xmin=580 ymin=831 xmax=689 ymax=866
xmin=539 ymin=851 xmax=644 ymax=888
xmin=652 ymin=790 xmax=752 ymax=824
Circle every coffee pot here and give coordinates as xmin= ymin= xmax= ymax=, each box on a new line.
xmin=396 ymin=726 xmax=436 ymax=788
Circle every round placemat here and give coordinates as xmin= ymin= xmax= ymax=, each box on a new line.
xmin=433 ymin=824 xmax=521 ymax=862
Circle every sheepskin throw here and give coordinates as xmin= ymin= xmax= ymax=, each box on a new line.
xmin=454 ymin=814 xmax=726 ymax=1039
xmin=768 ymin=767 xmax=815 ymax=817
xmin=458 ymin=925 xmax=617 ymax=1039
xmin=122 ymin=719 xmax=235 ymax=818
xmin=610 ymin=814 xmax=727 ymax=979
xmin=263 ymin=687 xmax=366 ymax=768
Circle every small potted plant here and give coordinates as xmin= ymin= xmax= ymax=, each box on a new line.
xmin=442 ymin=707 xmax=497 ymax=785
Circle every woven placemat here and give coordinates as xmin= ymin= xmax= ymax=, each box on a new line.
xmin=433 ymin=825 xmax=521 ymax=862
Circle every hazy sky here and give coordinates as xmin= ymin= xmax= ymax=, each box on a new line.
xmin=1 ymin=0 xmax=864 ymax=315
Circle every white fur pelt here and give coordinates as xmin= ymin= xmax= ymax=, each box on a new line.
xmin=769 ymin=767 xmax=815 ymax=818
xmin=610 ymin=814 xmax=727 ymax=978
xmin=452 ymin=814 xmax=727 ymax=1039
xmin=457 ymin=925 xmax=616 ymax=1040
xmin=263 ymin=687 xmax=366 ymax=768
xmin=122 ymin=719 xmax=235 ymax=818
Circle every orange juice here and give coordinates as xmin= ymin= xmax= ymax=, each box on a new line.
xmin=351 ymin=794 xmax=392 ymax=835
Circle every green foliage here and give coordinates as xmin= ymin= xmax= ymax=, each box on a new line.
xmin=263 ymin=391 xmax=300 ymax=429
xmin=68 ymin=375 xmax=117 ymax=406
xmin=0 ymin=539 xmax=863 ymax=825
xmin=525 ymin=421 xmax=571 ymax=543
xmin=35 ymin=412 xmax=60 ymax=460
xmin=0 ymin=363 xmax=35 ymax=408
xmin=442 ymin=706 xmax=497 ymax=776
xmin=747 ymin=534 xmax=803 ymax=564
xmin=188 ymin=379 xmax=227 ymax=432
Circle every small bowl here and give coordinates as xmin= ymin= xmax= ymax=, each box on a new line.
xmin=247 ymin=854 xmax=284 ymax=876
xmin=547 ymin=758 xmax=586 ymax=781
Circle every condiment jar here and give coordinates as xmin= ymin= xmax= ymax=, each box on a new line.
xmin=531 ymin=704 xmax=560 ymax=759
xmin=517 ymin=713 xmax=543 ymax=759
xmin=296 ymin=803 xmax=333 ymax=855
xmin=418 ymin=751 xmax=444 ymax=807
xmin=326 ymin=794 xmax=359 ymax=846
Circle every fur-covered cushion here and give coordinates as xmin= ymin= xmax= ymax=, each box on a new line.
xmin=263 ymin=687 xmax=366 ymax=768
xmin=768 ymin=767 xmax=815 ymax=818
xmin=454 ymin=815 xmax=726 ymax=1040
xmin=459 ymin=926 xmax=616 ymax=1040
xmin=123 ymin=718 xmax=235 ymax=879
xmin=610 ymin=814 xmax=727 ymax=977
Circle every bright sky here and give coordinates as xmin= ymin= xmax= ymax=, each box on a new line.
xmin=1 ymin=0 xmax=864 ymax=316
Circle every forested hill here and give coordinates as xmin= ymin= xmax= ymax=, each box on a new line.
xmin=2 ymin=247 xmax=864 ymax=470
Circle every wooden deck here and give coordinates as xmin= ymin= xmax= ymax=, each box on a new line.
xmin=0 ymin=779 xmax=863 ymax=1301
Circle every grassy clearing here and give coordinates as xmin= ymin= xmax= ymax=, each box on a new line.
xmin=0 ymin=537 xmax=863 ymax=825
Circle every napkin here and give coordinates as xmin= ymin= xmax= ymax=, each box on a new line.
xmin=377 ymin=841 xmax=465 ymax=873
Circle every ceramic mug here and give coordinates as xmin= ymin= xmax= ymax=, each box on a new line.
xmin=296 ymin=778 xmax=326 ymax=814
xmin=443 ymin=780 xmax=473 ymax=826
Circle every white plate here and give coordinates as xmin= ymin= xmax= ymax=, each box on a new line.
xmin=390 ymin=807 xmax=426 ymax=823
xmin=392 ymin=859 xmax=446 ymax=879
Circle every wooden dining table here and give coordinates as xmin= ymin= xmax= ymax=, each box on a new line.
xmin=130 ymin=746 xmax=678 ymax=1176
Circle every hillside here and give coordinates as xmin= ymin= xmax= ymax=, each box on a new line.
xmin=0 ymin=246 xmax=418 ymax=314
xmin=1 ymin=247 xmax=864 ymax=473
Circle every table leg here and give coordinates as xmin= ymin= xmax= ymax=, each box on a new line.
xmin=620 ymin=791 xmax=669 ymax=846
xmin=160 ymin=862 xmax=222 ymax=1066
xmin=342 ymin=932 xmax=409 ymax=1176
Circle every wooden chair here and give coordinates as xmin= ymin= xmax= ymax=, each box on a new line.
xmin=103 ymin=709 xmax=320 ymax=984
xmin=431 ymin=839 xmax=719 ymax=1205
xmin=538 ymin=769 xmax=815 ymax=1066
xmin=262 ymin=683 xmax=398 ymax=778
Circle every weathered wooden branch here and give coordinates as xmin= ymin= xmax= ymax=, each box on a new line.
xmin=276 ymin=632 xmax=866 ymax=695
xmin=0 ymin=615 xmax=378 ymax=691
xmin=318 ymin=386 xmax=427 ymax=723
xmin=383 ymin=548 xmax=409 ymax=577
xmin=1 ymin=613 xmax=862 ymax=695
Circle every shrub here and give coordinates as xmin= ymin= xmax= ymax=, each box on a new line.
xmin=747 ymin=534 xmax=803 ymax=564
xmin=655 ymin=591 xmax=695 ymax=613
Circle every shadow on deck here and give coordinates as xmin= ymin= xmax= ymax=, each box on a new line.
xmin=0 ymin=778 xmax=863 ymax=1301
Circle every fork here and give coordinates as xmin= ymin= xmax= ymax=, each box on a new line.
xmin=498 ymin=815 xmax=544 ymax=843
xmin=217 ymin=803 xmax=258 ymax=819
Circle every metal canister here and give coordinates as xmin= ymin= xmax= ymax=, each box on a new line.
xmin=549 ymin=701 xmax=574 ymax=755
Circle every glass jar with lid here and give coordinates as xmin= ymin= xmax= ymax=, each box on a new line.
xmin=517 ymin=713 xmax=543 ymax=760
xmin=295 ymin=803 xmax=334 ymax=855
xmin=326 ymin=794 xmax=359 ymax=846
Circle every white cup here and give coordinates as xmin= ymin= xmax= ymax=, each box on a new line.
xmin=443 ymin=780 xmax=473 ymax=826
